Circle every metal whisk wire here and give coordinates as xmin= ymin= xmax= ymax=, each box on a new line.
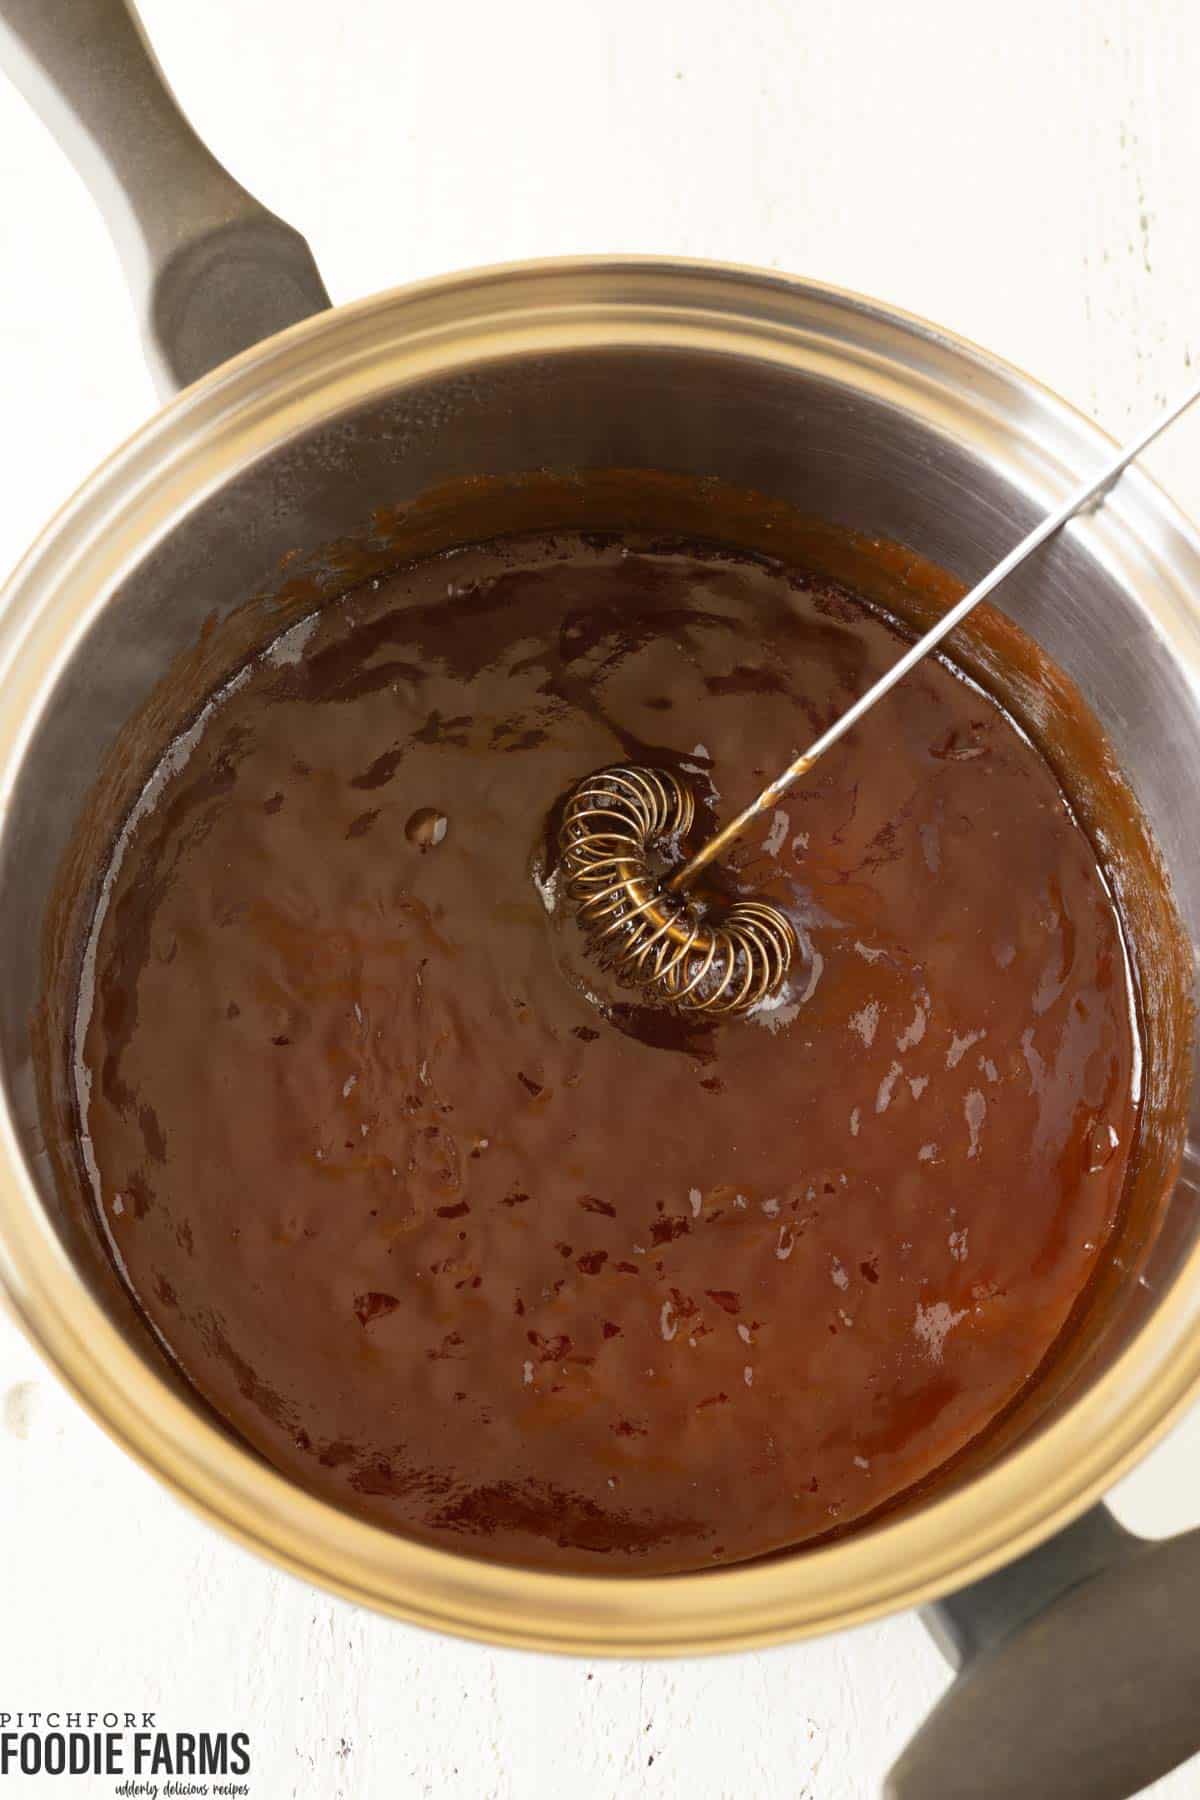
xmin=558 ymin=380 xmax=1200 ymax=1017
xmin=558 ymin=765 xmax=797 ymax=1015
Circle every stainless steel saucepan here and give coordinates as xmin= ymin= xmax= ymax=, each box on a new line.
xmin=2 ymin=3 xmax=1200 ymax=1794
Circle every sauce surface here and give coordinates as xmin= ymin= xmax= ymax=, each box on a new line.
xmin=76 ymin=535 xmax=1140 ymax=1570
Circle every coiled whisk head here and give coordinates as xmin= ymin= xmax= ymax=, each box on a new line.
xmin=558 ymin=764 xmax=796 ymax=1015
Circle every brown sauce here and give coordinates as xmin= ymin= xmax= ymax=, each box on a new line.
xmin=74 ymin=534 xmax=1140 ymax=1571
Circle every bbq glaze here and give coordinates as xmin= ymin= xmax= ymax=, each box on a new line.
xmin=75 ymin=535 xmax=1140 ymax=1571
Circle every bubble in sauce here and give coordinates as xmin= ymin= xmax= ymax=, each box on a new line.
xmin=405 ymin=806 xmax=449 ymax=850
xmin=1085 ymin=1120 xmax=1120 ymax=1173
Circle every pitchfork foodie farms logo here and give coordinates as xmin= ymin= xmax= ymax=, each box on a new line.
xmin=0 ymin=1713 xmax=251 ymax=1792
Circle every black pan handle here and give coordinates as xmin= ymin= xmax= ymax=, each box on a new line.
xmin=0 ymin=0 xmax=330 ymax=393
xmin=888 ymin=1502 xmax=1200 ymax=1798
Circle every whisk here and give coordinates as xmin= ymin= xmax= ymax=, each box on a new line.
xmin=558 ymin=377 xmax=1200 ymax=1015
xmin=559 ymin=765 xmax=797 ymax=1014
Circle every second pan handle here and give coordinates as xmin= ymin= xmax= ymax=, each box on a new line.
xmin=888 ymin=1503 xmax=1200 ymax=1798
xmin=0 ymin=0 xmax=331 ymax=394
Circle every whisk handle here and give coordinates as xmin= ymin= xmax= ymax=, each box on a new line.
xmin=671 ymin=373 xmax=1200 ymax=891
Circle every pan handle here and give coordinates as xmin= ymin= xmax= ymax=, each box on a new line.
xmin=0 ymin=0 xmax=331 ymax=394
xmin=887 ymin=1502 xmax=1200 ymax=1798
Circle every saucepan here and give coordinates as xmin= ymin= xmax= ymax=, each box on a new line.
xmin=2 ymin=3 xmax=1200 ymax=1794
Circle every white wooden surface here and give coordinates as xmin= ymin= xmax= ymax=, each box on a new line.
xmin=3 ymin=1 xmax=1200 ymax=1793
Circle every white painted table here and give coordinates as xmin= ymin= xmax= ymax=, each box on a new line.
xmin=2 ymin=1 xmax=1200 ymax=1792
